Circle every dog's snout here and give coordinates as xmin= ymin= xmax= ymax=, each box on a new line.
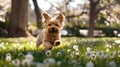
xmin=51 ymin=27 xmax=56 ymax=32
xmin=52 ymin=28 xmax=55 ymax=30
xmin=48 ymin=27 xmax=58 ymax=33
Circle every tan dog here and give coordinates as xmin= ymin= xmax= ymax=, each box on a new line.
xmin=36 ymin=12 xmax=65 ymax=51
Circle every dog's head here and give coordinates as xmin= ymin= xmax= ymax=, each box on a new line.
xmin=42 ymin=12 xmax=65 ymax=33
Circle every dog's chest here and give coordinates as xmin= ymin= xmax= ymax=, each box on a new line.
xmin=47 ymin=33 xmax=59 ymax=45
xmin=49 ymin=38 xmax=55 ymax=45
xmin=44 ymin=32 xmax=61 ymax=45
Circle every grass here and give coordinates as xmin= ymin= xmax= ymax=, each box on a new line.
xmin=0 ymin=37 xmax=120 ymax=67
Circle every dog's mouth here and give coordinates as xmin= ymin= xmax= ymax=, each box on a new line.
xmin=48 ymin=27 xmax=58 ymax=33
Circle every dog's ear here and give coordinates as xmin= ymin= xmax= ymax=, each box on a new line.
xmin=41 ymin=12 xmax=51 ymax=22
xmin=56 ymin=13 xmax=65 ymax=23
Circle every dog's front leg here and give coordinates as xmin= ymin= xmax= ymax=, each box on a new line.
xmin=54 ymin=40 xmax=61 ymax=46
xmin=54 ymin=35 xmax=61 ymax=46
xmin=43 ymin=42 xmax=53 ymax=51
xmin=36 ymin=35 xmax=42 ymax=48
xmin=36 ymin=29 xmax=43 ymax=48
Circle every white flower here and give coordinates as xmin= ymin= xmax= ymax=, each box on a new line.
xmin=85 ymin=51 xmax=92 ymax=59
xmin=73 ymin=45 xmax=79 ymax=51
xmin=106 ymin=48 xmax=109 ymax=52
xmin=27 ymin=42 xmax=30 ymax=44
xmin=73 ymin=45 xmax=78 ymax=49
xmin=115 ymin=40 xmax=120 ymax=44
xmin=108 ymin=61 xmax=117 ymax=67
xmin=73 ymin=39 xmax=77 ymax=43
xmin=6 ymin=53 xmax=12 ymax=62
xmin=57 ymin=61 xmax=62 ymax=66
xmin=30 ymin=42 xmax=34 ymax=44
xmin=98 ymin=51 xmax=105 ymax=59
xmin=0 ymin=42 xmax=5 ymax=45
xmin=70 ymin=53 xmax=74 ymax=58
xmin=11 ymin=59 xmax=20 ymax=66
xmin=56 ymin=52 xmax=62 ymax=57
xmin=105 ymin=44 xmax=109 ymax=48
xmin=6 ymin=53 xmax=11 ymax=57
xmin=75 ymin=52 xmax=79 ymax=56
xmin=1 ymin=42 xmax=6 ymax=48
xmin=109 ymin=52 xmax=116 ymax=59
xmin=75 ymin=48 xmax=79 ymax=51
xmin=43 ymin=58 xmax=56 ymax=65
xmin=21 ymin=54 xmax=34 ymax=66
xmin=86 ymin=61 xmax=94 ymax=67
xmin=67 ymin=49 xmax=71 ymax=53
xmin=1 ymin=45 xmax=6 ymax=49
xmin=24 ymin=54 xmax=34 ymax=61
xmin=12 ymin=43 xmax=19 ymax=48
xmin=18 ymin=45 xmax=24 ymax=49
xmin=109 ymin=45 xmax=112 ymax=48
xmin=22 ymin=59 xmax=33 ymax=66
xmin=6 ymin=56 xmax=12 ymax=62
xmin=14 ymin=40 xmax=18 ymax=43
xmin=0 ymin=43 xmax=5 ymax=48
xmin=45 ymin=50 xmax=52 ymax=57
xmin=86 ymin=47 xmax=91 ymax=52
xmin=36 ymin=62 xmax=45 ymax=67
xmin=91 ymin=53 xmax=96 ymax=60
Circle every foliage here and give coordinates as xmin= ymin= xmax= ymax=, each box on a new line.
xmin=64 ymin=21 xmax=120 ymax=37
xmin=0 ymin=21 xmax=8 ymax=30
xmin=0 ymin=37 xmax=120 ymax=67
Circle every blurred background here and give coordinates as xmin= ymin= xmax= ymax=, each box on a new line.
xmin=0 ymin=0 xmax=120 ymax=38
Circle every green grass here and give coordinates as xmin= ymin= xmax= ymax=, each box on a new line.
xmin=0 ymin=37 xmax=120 ymax=67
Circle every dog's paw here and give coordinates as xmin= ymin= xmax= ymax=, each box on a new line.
xmin=36 ymin=43 xmax=40 ymax=48
xmin=43 ymin=45 xmax=53 ymax=51
xmin=36 ymin=45 xmax=39 ymax=48
xmin=54 ymin=40 xmax=61 ymax=46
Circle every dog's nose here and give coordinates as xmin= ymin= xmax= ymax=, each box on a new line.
xmin=49 ymin=27 xmax=58 ymax=33
xmin=52 ymin=28 xmax=55 ymax=31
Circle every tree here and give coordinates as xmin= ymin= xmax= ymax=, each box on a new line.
xmin=32 ymin=0 xmax=42 ymax=29
xmin=88 ymin=0 xmax=100 ymax=37
xmin=115 ymin=0 xmax=120 ymax=4
xmin=88 ymin=0 xmax=109 ymax=37
xmin=8 ymin=0 xmax=32 ymax=37
xmin=49 ymin=0 xmax=86 ymax=18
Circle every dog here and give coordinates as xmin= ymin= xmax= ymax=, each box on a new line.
xmin=36 ymin=12 xmax=65 ymax=51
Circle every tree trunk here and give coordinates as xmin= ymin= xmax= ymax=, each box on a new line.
xmin=88 ymin=1 xmax=96 ymax=38
xmin=8 ymin=0 xmax=32 ymax=37
xmin=32 ymin=0 xmax=42 ymax=29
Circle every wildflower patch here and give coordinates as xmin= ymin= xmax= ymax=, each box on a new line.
xmin=0 ymin=37 xmax=120 ymax=67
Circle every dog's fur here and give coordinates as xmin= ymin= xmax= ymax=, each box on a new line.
xmin=36 ymin=12 xmax=65 ymax=51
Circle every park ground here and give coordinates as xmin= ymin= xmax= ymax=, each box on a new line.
xmin=0 ymin=37 xmax=120 ymax=67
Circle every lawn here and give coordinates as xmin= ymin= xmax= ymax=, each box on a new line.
xmin=0 ymin=37 xmax=120 ymax=67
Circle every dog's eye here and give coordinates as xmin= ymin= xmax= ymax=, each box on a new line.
xmin=55 ymin=24 xmax=59 ymax=26
xmin=48 ymin=24 xmax=51 ymax=26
